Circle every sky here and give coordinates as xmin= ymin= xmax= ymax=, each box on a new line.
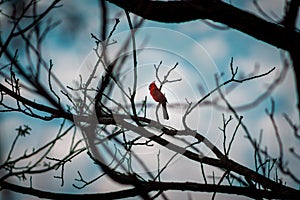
xmin=1 ymin=0 xmax=299 ymax=200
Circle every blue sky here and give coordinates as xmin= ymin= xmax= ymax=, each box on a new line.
xmin=1 ymin=1 xmax=299 ymax=199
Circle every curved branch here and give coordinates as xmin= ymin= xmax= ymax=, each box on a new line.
xmin=92 ymin=114 xmax=297 ymax=194
xmin=1 ymin=180 xmax=299 ymax=200
xmin=106 ymin=0 xmax=300 ymax=51
xmin=0 ymin=83 xmax=72 ymax=121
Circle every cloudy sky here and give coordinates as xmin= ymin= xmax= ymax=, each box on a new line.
xmin=1 ymin=1 xmax=299 ymax=199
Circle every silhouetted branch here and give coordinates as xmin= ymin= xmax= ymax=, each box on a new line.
xmin=1 ymin=179 xmax=299 ymax=200
xmin=1 ymin=1 xmax=299 ymax=199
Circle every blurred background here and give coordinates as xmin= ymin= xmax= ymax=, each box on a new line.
xmin=0 ymin=0 xmax=299 ymax=199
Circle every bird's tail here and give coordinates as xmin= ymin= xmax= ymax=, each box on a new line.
xmin=162 ymin=104 xmax=169 ymax=120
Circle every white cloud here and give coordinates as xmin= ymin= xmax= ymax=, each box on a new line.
xmin=198 ymin=36 xmax=229 ymax=62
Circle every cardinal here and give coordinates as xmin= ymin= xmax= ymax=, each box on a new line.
xmin=149 ymin=81 xmax=169 ymax=120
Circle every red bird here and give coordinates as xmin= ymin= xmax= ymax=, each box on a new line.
xmin=149 ymin=81 xmax=169 ymax=120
